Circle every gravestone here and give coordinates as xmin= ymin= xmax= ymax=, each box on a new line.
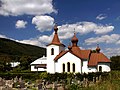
xmin=0 ymin=77 xmax=3 ymax=86
xmin=20 ymin=81 xmax=25 ymax=88
xmin=83 ymin=77 xmax=86 ymax=87
xmin=19 ymin=76 xmax=22 ymax=82
xmin=99 ymin=75 xmax=102 ymax=82
xmin=2 ymin=85 xmax=12 ymax=90
xmin=96 ymin=77 xmax=99 ymax=84
xmin=93 ymin=77 xmax=95 ymax=83
xmin=14 ymin=76 xmax=18 ymax=83
xmin=38 ymin=83 xmax=42 ymax=90
xmin=0 ymin=77 xmax=5 ymax=86
xmin=52 ymin=82 xmax=57 ymax=90
xmin=85 ymin=78 xmax=88 ymax=87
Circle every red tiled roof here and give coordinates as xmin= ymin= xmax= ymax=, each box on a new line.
xmin=80 ymin=50 xmax=91 ymax=59
xmin=54 ymin=51 xmax=68 ymax=61
xmin=47 ymin=32 xmax=65 ymax=46
xmin=54 ymin=32 xmax=91 ymax=61
xmin=88 ymin=52 xmax=111 ymax=67
xmin=71 ymin=46 xmax=91 ymax=59
xmin=47 ymin=25 xmax=65 ymax=47
xmin=54 ymin=46 xmax=91 ymax=61
xmin=71 ymin=33 xmax=78 ymax=43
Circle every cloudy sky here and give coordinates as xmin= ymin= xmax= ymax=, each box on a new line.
xmin=0 ymin=0 xmax=120 ymax=57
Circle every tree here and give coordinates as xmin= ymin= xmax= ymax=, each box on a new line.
xmin=110 ymin=55 xmax=120 ymax=70
xmin=19 ymin=56 xmax=32 ymax=70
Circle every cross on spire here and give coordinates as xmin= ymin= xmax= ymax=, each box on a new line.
xmin=74 ymin=28 xmax=76 ymax=34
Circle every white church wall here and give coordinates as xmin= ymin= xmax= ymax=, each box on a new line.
xmin=82 ymin=60 xmax=89 ymax=73
xmin=97 ymin=63 xmax=111 ymax=72
xmin=88 ymin=67 xmax=97 ymax=73
xmin=31 ymin=65 xmax=47 ymax=71
xmin=55 ymin=52 xmax=82 ymax=73
xmin=47 ymin=45 xmax=65 ymax=73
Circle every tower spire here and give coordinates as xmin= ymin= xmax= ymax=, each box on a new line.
xmin=47 ymin=24 xmax=65 ymax=47
xmin=51 ymin=24 xmax=60 ymax=44
xmin=54 ymin=23 xmax=58 ymax=34
xmin=71 ymin=31 xmax=78 ymax=47
xmin=96 ymin=44 xmax=101 ymax=53
xmin=68 ymin=41 xmax=72 ymax=50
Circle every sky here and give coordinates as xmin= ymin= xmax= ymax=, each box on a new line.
xmin=0 ymin=0 xmax=120 ymax=58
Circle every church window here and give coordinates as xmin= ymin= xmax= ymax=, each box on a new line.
xmin=51 ymin=48 xmax=54 ymax=55
xmin=67 ymin=62 xmax=70 ymax=72
xmin=63 ymin=63 xmax=65 ymax=72
xmin=99 ymin=66 xmax=102 ymax=72
xmin=73 ymin=63 xmax=75 ymax=72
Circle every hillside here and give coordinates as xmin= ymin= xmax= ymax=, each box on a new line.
xmin=0 ymin=38 xmax=46 ymax=62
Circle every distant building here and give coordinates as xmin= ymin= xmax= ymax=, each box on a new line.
xmin=30 ymin=56 xmax=47 ymax=71
xmin=30 ymin=25 xmax=111 ymax=73
xmin=10 ymin=62 xmax=20 ymax=67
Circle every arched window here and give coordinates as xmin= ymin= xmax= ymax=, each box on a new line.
xmin=99 ymin=66 xmax=102 ymax=72
xmin=67 ymin=62 xmax=70 ymax=72
xmin=73 ymin=63 xmax=75 ymax=72
xmin=51 ymin=48 xmax=54 ymax=55
xmin=63 ymin=64 xmax=65 ymax=72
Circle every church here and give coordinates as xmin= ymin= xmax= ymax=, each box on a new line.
xmin=31 ymin=25 xmax=111 ymax=74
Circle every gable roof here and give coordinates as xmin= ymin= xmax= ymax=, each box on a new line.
xmin=54 ymin=51 xmax=68 ymax=61
xmin=71 ymin=46 xmax=91 ymax=59
xmin=47 ymin=25 xmax=65 ymax=47
xmin=30 ymin=56 xmax=47 ymax=65
xmin=54 ymin=46 xmax=91 ymax=61
xmin=88 ymin=52 xmax=111 ymax=67
xmin=80 ymin=50 xmax=91 ymax=59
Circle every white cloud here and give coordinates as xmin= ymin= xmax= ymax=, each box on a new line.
xmin=96 ymin=14 xmax=107 ymax=20
xmin=57 ymin=22 xmax=114 ymax=40
xmin=0 ymin=33 xmax=119 ymax=57
xmin=104 ymin=47 xmax=120 ymax=58
xmin=116 ymin=40 xmax=120 ymax=44
xmin=18 ymin=34 xmax=54 ymax=47
xmin=16 ymin=20 xmax=27 ymax=29
xmin=94 ymin=25 xmax=114 ymax=34
xmin=0 ymin=0 xmax=56 ymax=16
xmin=32 ymin=15 xmax=54 ymax=32
xmin=0 ymin=34 xmax=8 ymax=38
xmin=85 ymin=34 xmax=120 ymax=45
xmin=38 ymin=35 xmax=53 ymax=43
xmin=15 ymin=21 xmax=114 ymax=46
xmin=18 ymin=39 xmax=45 ymax=47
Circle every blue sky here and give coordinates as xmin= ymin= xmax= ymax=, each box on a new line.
xmin=0 ymin=0 xmax=120 ymax=57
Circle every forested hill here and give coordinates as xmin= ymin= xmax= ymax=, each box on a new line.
xmin=110 ymin=55 xmax=120 ymax=70
xmin=0 ymin=38 xmax=46 ymax=62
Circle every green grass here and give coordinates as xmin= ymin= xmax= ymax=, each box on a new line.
xmin=68 ymin=71 xmax=120 ymax=90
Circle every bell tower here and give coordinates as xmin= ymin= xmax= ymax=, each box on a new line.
xmin=47 ymin=24 xmax=65 ymax=73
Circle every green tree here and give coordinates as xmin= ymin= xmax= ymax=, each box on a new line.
xmin=19 ymin=56 xmax=32 ymax=70
xmin=110 ymin=56 xmax=120 ymax=70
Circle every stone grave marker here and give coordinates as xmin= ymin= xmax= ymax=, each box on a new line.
xmin=38 ymin=83 xmax=42 ymax=90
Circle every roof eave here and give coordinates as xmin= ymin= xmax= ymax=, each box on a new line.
xmin=46 ymin=43 xmax=66 ymax=47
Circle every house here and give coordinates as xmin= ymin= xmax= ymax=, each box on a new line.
xmin=10 ymin=62 xmax=20 ymax=67
xmin=30 ymin=56 xmax=47 ymax=71
xmin=30 ymin=25 xmax=111 ymax=73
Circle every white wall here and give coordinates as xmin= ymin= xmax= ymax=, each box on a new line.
xmin=82 ymin=60 xmax=89 ymax=73
xmin=31 ymin=65 xmax=47 ymax=71
xmin=88 ymin=67 xmax=97 ymax=73
xmin=10 ymin=62 xmax=20 ymax=67
xmin=97 ymin=63 xmax=111 ymax=72
xmin=47 ymin=45 xmax=65 ymax=73
xmin=55 ymin=52 xmax=82 ymax=73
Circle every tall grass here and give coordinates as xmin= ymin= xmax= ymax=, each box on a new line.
xmin=80 ymin=71 xmax=120 ymax=90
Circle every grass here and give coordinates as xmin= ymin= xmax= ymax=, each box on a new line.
xmin=67 ymin=71 xmax=120 ymax=90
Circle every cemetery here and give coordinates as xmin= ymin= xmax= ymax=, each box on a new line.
xmin=0 ymin=71 xmax=119 ymax=90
